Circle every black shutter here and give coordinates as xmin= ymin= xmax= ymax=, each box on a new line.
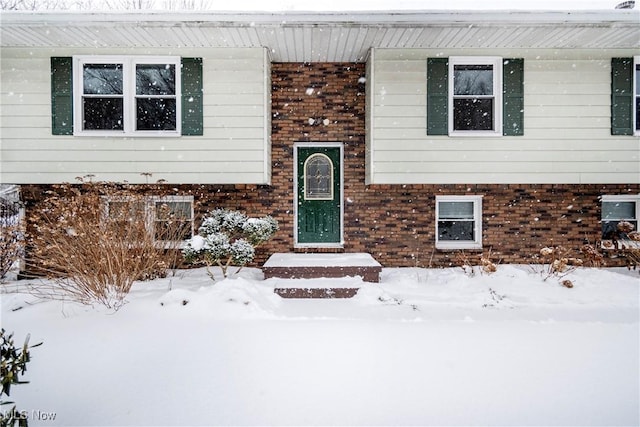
xmin=503 ymin=58 xmax=524 ymax=136
xmin=611 ymin=57 xmax=633 ymax=136
xmin=51 ymin=57 xmax=73 ymax=135
xmin=181 ymin=57 xmax=203 ymax=136
xmin=427 ymin=58 xmax=449 ymax=135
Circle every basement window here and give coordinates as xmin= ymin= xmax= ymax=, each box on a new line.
xmin=436 ymin=195 xmax=483 ymax=250
xmin=601 ymin=195 xmax=640 ymax=249
xmin=105 ymin=195 xmax=194 ymax=246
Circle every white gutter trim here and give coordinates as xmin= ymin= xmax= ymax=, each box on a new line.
xmin=2 ymin=9 xmax=639 ymax=27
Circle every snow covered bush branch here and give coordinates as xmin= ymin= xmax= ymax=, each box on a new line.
xmin=183 ymin=208 xmax=278 ymax=280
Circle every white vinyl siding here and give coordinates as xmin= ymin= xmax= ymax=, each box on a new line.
xmin=0 ymin=47 xmax=271 ymax=185
xmin=367 ymin=48 xmax=640 ymax=185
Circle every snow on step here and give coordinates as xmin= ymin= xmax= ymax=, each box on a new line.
xmin=263 ymin=253 xmax=382 ymax=297
xmin=264 ymin=253 xmax=382 ymax=268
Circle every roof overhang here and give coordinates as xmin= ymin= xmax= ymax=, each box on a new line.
xmin=1 ymin=10 xmax=638 ymax=61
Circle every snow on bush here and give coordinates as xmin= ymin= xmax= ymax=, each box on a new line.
xmin=183 ymin=208 xmax=278 ymax=280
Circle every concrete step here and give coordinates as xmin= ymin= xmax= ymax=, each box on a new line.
xmin=263 ymin=253 xmax=382 ymax=298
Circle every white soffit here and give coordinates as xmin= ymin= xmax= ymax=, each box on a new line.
xmin=1 ymin=10 xmax=638 ymax=62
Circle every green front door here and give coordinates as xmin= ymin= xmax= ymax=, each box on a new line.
xmin=297 ymin=146 xmax=342 ymax=245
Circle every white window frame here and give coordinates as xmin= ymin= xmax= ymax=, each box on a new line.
xmin=73 ymin=55 xmax=181 ymax=137
xmin=104 ymin=195 xmax=194 ymax=248
xmin=634 ymin=56 xmax=639 ymax=136
xmin=435 ymin=195 xmax=483 ymax=250
xmin=600 ymin=194 xmax=640 ymax=249
xmin=448 ymin=56 xmax=502 ymax=137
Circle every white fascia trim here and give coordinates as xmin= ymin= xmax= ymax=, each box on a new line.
xmin=6 ymin=10 xmax=639 ymax=26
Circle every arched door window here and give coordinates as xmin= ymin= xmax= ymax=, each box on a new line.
xmin=304 ymin=153 xmax=333 ymax=200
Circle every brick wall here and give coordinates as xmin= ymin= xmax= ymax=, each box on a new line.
xmin=19 ymin=63 xmax=640 ymax=269
xmin=349 ymin=183 xmax=639 ymax=267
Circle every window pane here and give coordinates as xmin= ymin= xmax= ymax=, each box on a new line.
xmin=454 ymin=65 xmax=493 ymax=96
xmin=83 ymin=64 xmax=122 ymax=95
xmin=602 ymin=220 xmax=638 ymax=239
xmin=305 ymin=155 xmax=333 ymax=199
xmin=136 ymin=64 xmax=176 ymax=96
xmin=439 ymin=201 xmax=474 ymax=219
xmin=155 ymin=201 xmax=192 ymax=221
xmin=108 ymin=200 xmax=145 ymax=221
xmin=438 ymin=220 xmax=474 ymax=241
xmin=602 ymin=201 xmax=636 ymax=220
xmin=453 ymin=98 xmax=493 ymax=131
xmin=154 ymin=201 xmax=192 ymax=241
xmin=636 ymin=97 xmax=640 ymax=131
xmin=83 ymin=98 xmax=124 ymax=130
xmin=636 ymin=64 xmax=639 ymax=131
xmin=136 ymin=98 xmax=177 ymax=130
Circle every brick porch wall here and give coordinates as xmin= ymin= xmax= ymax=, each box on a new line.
xmin=19 ymin=63 xmax=640 ymax=268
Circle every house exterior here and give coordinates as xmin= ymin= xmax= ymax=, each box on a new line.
xmin=1 ymin=9 xmax=639 ymax=268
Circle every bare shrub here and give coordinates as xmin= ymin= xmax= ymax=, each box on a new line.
xmin=602 ymin=221 xmax=640 ymax=271
xmin=454 ymin=249 xmax=499 ymax=277
xmin=480 ymin=250 xmax=498 ymax=274
xmin=453 ymin=251 xmax=475 ymax=276
xmin=580 ymin=244 xmax=604 ymax=268
xmin=615 ymin=223 xmax=640 ymax=271
xmin=0 ymin=202 xmax=24 ymax=281
xmin=26 ymin=182 xmax=176 ymax=310
xmin=153 ymin=200 xmax=192 ymax=276
xmin=530 ymin=245 xmax=582 ymax=284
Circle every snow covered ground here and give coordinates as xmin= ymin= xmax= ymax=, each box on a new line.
xmin=1 ymin=265 xmax=638 ymax=426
